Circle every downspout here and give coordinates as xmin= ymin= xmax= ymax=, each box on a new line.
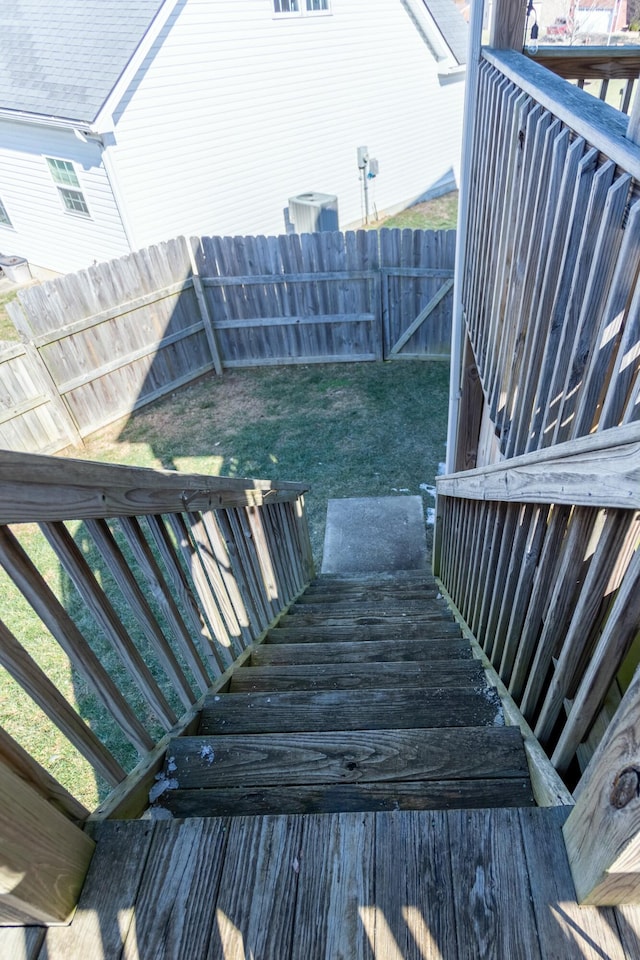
xmin=445 ymin=0 xmax=485 ymax=472
xmin=99 ymin=133 xmax=138 ymax=253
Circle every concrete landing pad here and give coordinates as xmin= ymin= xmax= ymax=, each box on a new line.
xmin=321 ymin=496 xmax=429 ymax=575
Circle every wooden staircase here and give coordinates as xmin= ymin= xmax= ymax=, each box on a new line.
xmin=152 ymin=573 xmax=535 ymax=817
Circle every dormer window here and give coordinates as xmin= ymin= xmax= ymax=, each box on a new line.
xmin=273 ymin=0 xmax=330 ymax=14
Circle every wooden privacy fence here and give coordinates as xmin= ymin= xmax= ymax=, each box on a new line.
xmin=1 ymin=228 xmax=455 ymax=456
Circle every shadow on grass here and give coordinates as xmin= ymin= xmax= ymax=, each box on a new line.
xmin=105 ymin=360 xmax=450 ymax=564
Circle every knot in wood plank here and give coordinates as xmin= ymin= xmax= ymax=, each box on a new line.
xmin=610 ymin=766 xmax=640 ymax=809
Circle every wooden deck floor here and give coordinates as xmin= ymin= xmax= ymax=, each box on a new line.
xmin=8 ymin=805 xmax=640 ymax=959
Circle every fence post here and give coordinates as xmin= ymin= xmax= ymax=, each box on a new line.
xmin=6 ymin=300 xmax=84 ymax=449
xmin=185 ymin=236 xmax=224 ymax=376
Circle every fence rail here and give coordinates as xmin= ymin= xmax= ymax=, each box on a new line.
xmin=1 ymin=228 xmax=454 ymax=457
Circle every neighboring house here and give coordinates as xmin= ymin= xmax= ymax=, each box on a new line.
xmin=0 ymin=0 xmax=466 ymax=275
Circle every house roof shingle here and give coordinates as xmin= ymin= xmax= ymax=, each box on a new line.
xmin=0 ymin=0 xmax=166 ymax=123
xmin=0 ymin=0 xmax=467 ymax=127
xmin=424 ymin=0 xmax=468 ymax=65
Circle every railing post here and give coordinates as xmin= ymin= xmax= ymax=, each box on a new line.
xmin=0 ymin=758 xmax=95 ymax=923
xmin=626 ymin=91 xmax=640 ymax=145
xmin=446 ymin=0 xmax=484 ymax=471
xmin=563 ymin=664 xmax=640 ymax=904
xmin=489 ymin=0 xmax=527 ymax=50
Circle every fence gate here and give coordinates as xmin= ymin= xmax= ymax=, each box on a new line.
xmin=382 ymin=266 xmax=454 ymax=360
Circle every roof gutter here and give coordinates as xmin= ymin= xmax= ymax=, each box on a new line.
xmin=0 ymin=108 xmax=99 ymax=135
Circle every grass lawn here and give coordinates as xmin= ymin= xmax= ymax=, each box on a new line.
xmin=369 ymin=191 xmax=458 ymax=231
xmin=0 ymin=290 xmax=20 ymax=341
xmin=0 ymin=360 xmax=450 ymax=810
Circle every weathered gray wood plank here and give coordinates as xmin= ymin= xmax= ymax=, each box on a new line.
xmin=159 ymin=777 xmax=535 ymax=818
xmin=209 ymin=815 xmax=303 ymax=960
xmin=198 ymin=686 xmax=503 ymax=734
xmin=38 ymin=820 xmax=154 ymax=959
xmin=449 ymin=808 xmax=542 ymax=959
xmin=122 ymin=819 xmax=228 ymax=959
xmin=168 ymin=726 xmax=528 ymax=789
xmin=269 ymin=618 xmax=460 ymax=642
xmin=375 ymin=811 xmax=457 ymax=959
xmin=287 ymin=598 xmax=440 ymax=616
xmin=253 ymin=638 xmax=473 ymax=666
xmin=230 ymin=659 xmax=485 ymax=692
xmin=292 ymin=812 xmax=375 ymax=960
xmin=519 ymin=806 xmax=627 ymax=959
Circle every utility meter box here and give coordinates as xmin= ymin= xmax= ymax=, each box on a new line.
xmin=288 ymin=192 xmax=339 ymax=233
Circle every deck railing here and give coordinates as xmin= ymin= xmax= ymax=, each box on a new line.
xmin=529 ymin=46 xmax=640 ymax=114
xmin=435 ymin=423 xmax=640 ymax=903
xmin=461 ymin=47 xmax=640 ymax=465
xmin=444 ymin=2 xmax=640 ymax=901
xmin=0 ymin=450 xmax=312 ymax=921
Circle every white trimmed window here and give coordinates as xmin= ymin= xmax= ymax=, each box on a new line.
xmin=273 ymin=0 xmax=330 ymax=14
xmin=0 ymin=196 xmax=12 ymax=226
xmin=46 ymin=158 xmax=91 ymax=217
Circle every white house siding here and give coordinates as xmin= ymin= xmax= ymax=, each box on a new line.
xmin=108 ymin=0 xmax=464 ymax=247
xmin=0 ymin=121 xmax=130 ymax=274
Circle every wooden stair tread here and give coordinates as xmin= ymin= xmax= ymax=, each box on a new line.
xmin=151 ymin=574 xmax=535 ymax=818
xmin=287 ymin=595 xmax=440 ymax=620
xmin=165 ymin=726 xmax=528 ymax=789
xmin=230 ymin=659 xmax=486 ymax=692
xmin=269 ymin=621 xmax=461 ymax=642
xmin=279 ymin=611 xmax=452 ymax=628
xmin=199 ymin=686 xmax=503 ymax=734
xmin=299 ymin=587 xmax=439 ymax=603
xmin=270 ymin=621 xmax=460 ymax=643
xmin=157 ymin=778 xmax=535 ymax=817
xmin=252 ymin=638 xmax=473 ymax=665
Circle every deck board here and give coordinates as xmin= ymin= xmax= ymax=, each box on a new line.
xmin=24 ymin=807 xmax=640 ymax=959
xmin=39 ymin=819 xmax=153 ymax=960
xmin=123 ymin=818 xmax=228 ymax=959
xmin=518 ymin=806 xmax=627 ymax=959
xmin=293 ymin=812 xmax=375 ymax=960
xmin=374 ymin=810 xmax=457 ymax=959
xmin=449 ymin=807 xmax=542 ymax=960
xmin=210 ymin=815 xmax=303 ymax=960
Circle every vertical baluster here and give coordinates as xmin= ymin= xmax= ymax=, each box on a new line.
xmin=85 ymin=518 xmax=196 ymax=710
xmin=39 ymin=521 xmax=177 ymax=732
xmin=0 ymin=618 xmax=125 ymax=786
xmin=0 ymin=527 xmax=153 ymax=755
xmin=123 ymin=515 xmax=212 ymax=693
xmin=165 ymin=513 xmax=233 ymax=672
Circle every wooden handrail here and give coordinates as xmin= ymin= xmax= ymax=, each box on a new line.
xmin=528 ymin=46 xmax=640 ymax=81
xmin=0 ymin=449 xmax=308 ymax=523
xmin=437 ymin=423 xmax=640 ymax=509
xmin=483 ymin=48 xmax=640 ymax=180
